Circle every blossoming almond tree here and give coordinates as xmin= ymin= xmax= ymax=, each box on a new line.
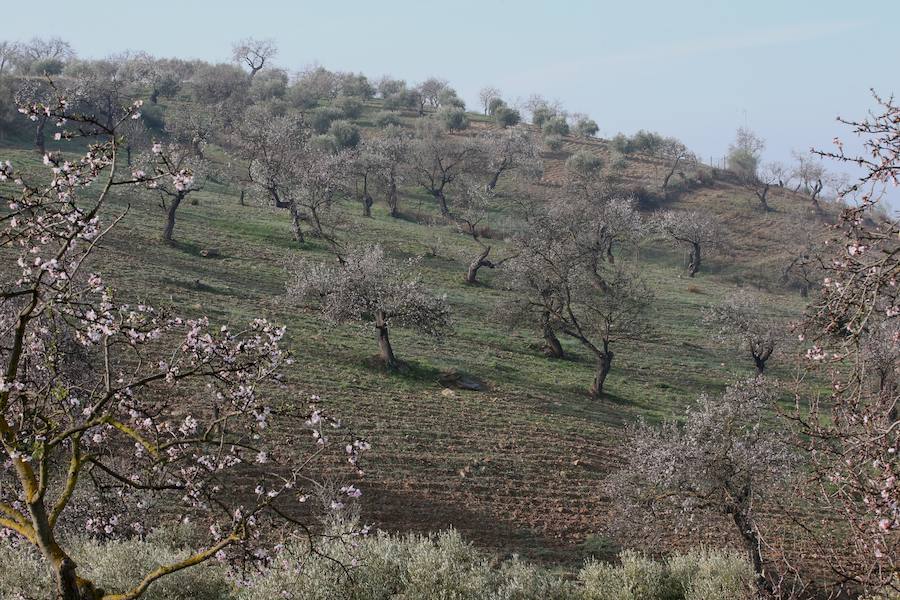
xmin=790 ymin=91 xmax=899 ymax=594
xmin=286 ymin=244 xmax=451 ymax=370
xmin=0 ymin=84 xmax=368 ymax=600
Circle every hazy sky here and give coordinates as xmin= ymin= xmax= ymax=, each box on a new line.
xmin=6 ymin=0 xmax=897 ymax=207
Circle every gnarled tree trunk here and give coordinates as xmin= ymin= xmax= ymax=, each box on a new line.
xmin=589 ymin=348 xmax=613 ymax=399
xmin=540 ymin=311 xmax=564 ymax=359
xmin=387 ymin=178 xmax=400 ymax=218
xmin=375 ymin=310 xmax=398 ymax=370
xmin=688 ymin=242 xmax=701 ymax=277
xmin=466 ymin=246 xmax=495 ymax=284
xmin=727 ymin=499 xmax=774 ymax=597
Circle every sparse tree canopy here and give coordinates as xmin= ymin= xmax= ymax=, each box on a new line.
xmin=482 ymin=125 xmax=541 ymax=191
xmin=287 ymin=244 xmax=451 ymax=369
xmin=654 ymin=210 xmax=722 ymax=277
xmin=231 ymin=37 xmax=278 ymax=78
xmin=478 ymin=86 xmax=501 ymax=114
xmin=703 ymin=290 xmax=785 ymax=374
xmin=411 ymin=121 xmax=482 ymax=215
xmin=606 ymin=378 xmax=795 ymax=595
xmin=727 ymin=127 xmax=764 ymax=181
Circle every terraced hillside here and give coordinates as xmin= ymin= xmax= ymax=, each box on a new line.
xmin=0 ymin=93 xmax=832 ymax=566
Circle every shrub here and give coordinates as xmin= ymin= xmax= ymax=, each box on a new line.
xmin=333 ymin=95 xmax=363 ymax=118
xmin=488 ymin=97 xmax=506 ymax=116
xmin=373 ymin=110 xmax=402 ymax=128
xmin=438 ymin=106 xmax=469 ymax=131
xmin=532 ymin=105 xmax=556 ymax=127
xmin=310 ymin=105 xmax=345 ymax=134
xmin=310 ymin=133 xmax=337 ymax=154
xmin=383 ymin=88 xmax=420 ymax=111
xmin=543 ymin=134 xmax=564 ymax=151
xmin=328 ymin=119 xmax=361 ymax=149
xmin=494 ymin=106 xmax=521 ymax=128
xmin=140 ymin=104 xmax=166 ymax=132
xmin=610 ymin=133 xmax=632 ymax=154
xmin=0 ymin=529 xmax=230 ymax=600
xmin=566 ymin=150 xmax=603 ymax=177
xmin=438 ymin=88 xmax=465 ymax=109
xmin=727 ymin=147 xmax=758 ymax=181
xmin=630 ymin=129 xmax=664 ymax=153
xmin=541 ymin=116 xmax=569 ymax=137
xmin=574 ymin=117 xmax=599 ymax=138
xmin=30 ymin=58 xmax=65 ymax=75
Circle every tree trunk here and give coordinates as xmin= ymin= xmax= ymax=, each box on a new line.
xmin=729 ymin=508 xmax=773 ymax=597
xmin=35 ymin=115 xmax=47 ymax=155
xmin=362 ymin=193 xmax=373 ymax=217
xmin=388 ymin=179 xmax=400 ymax=217
xmin=163 ymin=194 xmax=183 ymax=242
xmin=150 ymin=88 xmax=159 ymax=104
xmin=688 ymin=242 xmax=701 ymax=277
xmin=466 ymin=246 xmax=494 ymax=284
xmin=436 ymin=190 xmax=450 ymax=216
xmin=126 ymin=145 xmax=132 ymax=167
xmin=375 ymin=311 xmax=398 ymax=370
xmin=589 ymin=350 xmax=613 ymax=399
xmin=239 ymin=189 xmax=245 ymax=206
xmin=541 ymin=311 xmax=564 ymax=359
xmin=486 ymin=169 xmax=501 ymax=191
xmin=289 ymin=202 xmax=305 ymax=244
xmin=753 ymin=355 xmax=767 ymax=375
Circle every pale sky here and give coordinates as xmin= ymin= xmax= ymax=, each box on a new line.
xmin=6 ymin=0 xmax=897 ymax=208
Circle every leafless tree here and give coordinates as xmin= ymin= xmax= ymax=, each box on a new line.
xmin=451 ymin=178 xmax=517 ymax=284
xmin=0 ymin=40 xmax=19 ymax=75
xmin=165 ymin=102 xmax=222 ymax=160
xmin=287 ymin=244 xmax=451 ymax=370
xmin=658 ymin=137 xmax=696 ymax=195
xmin=792 ymin=151 xmax=826 ymax=209
xmin=752 ymin=161 xmax=789 ymax=212
xmin=231 ymin=37 xmax=278 ymax=78
xmin=703 ymin=290 xmax=785 ymax=374
xmin=417 ymin=77 xmax=450 ymax=109
xmin=506 ymin=213 xmax=651 ymax=396
xmin=368 ymin=126 xmax=410 ymax=218
xmin=481 ymin=125 xmax=542 ymax=191
xmin=410 ymin=121 xmax=482 ymax=216
xmin=654 ymin=210 xmax=722 ymax=277
xmin=606 ymin=378 xmax=795 ymax=595
xmin=478 ymin=86 xmax=502 ymax=115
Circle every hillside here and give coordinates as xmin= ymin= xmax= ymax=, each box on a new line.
xmin=0 ymin=91 xmax=835 ymax=569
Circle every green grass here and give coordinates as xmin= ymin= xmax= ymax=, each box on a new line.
xmin=0 ymin=104 xmax=821 ymax=565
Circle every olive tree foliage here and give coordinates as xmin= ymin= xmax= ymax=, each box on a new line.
xmin=287 ymin=244 xmax=451 ymax=370
xmin=606 ymin=378 xmax=796 ymax=596
xmin=13 ymin=37 xmax=75 ymax=74
xmin=703 ymin=290 xmax=785 ymax=374
xmin=481 ymin=125 xmax=542 ymax=191
xmin=437 ymin=106 xmax=468 ymax=132
xmin=231 ymin=37 xmax=277 ymax=78
xmin=653 ymin=210 xmax=722 ymax=277
xmin=727 ymin=127 xmax=765 ymax=181
xmin=410 ymin=120 xmax=482 ymax=216
xmin=190 ymin=62 xmax=249 ymax=106
xmin=478 ymin=86 xmax=501 ymax=115
xmin=791 ymin=91 xmax=900 ymax=593
xmin=572 ymin=116 xmax=599 ymax=138
xmin=1 ymin=86 xmax=369 ymax=600
xmin=123 ymin=54 xmax=183 ymax=104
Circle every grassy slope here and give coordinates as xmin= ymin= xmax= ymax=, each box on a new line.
xmin=0 ymin=99 xmax=827 ymax=565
